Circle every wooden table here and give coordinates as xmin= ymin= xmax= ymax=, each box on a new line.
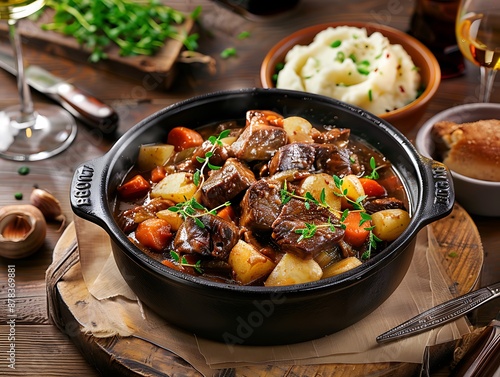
xmin=0 ymin=0 xmax=499 ymax=376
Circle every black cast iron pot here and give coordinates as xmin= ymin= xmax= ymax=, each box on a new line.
xmin=70 ymin=88 xmax=454 ymax=346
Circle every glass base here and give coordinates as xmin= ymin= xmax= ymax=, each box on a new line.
xmin=0 ymin=104 xmax=77 ymax=161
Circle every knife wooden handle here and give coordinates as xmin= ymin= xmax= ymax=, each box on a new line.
xmin=57 ymin=83 xmax=119 ymax=134
xmin=451 ymin=320 xmax=500 ymax=377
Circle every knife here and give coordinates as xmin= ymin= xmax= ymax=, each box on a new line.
xmin=0 ymin=50 xmax=119 ymax=135
xmin=376 ymin=281 xmax=500 ymax=343
xmin=450 ymin=311 xmax=500 ymax=377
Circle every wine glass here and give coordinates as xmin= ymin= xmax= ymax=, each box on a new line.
xmin=456 ymin=0 xmax=500 ymax=102
xmin=0 ymin=0 xmax=76 ymax=161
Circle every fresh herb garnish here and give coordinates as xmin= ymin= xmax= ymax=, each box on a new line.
xmin=42 ymin=0 xmax=200 ymax=62
xmin=237 ymin=31 xmax=251 ymax=39
xmin=295 ymin=217 xmax=338 ymax=242
xmin=280 ymin=181 xmax=332 ymax=211
xmin=221 ymin=47 xmax=237 ymax=59
xmin=364 ymin=157 xmax=380 ymax=180
xmin=335 ymin=51 xmax=345 ymax=63
xmin=170 ymin=250 xmax=203 ymax=273
xmin=193 ymin=129 xmax=231 ymax=187
xmin=168 ymin=129 xmax=231 ymax=230
xmin=17 ymin=166 xmax=30 ymax=175
xmin=357 ymin=60 xmax=371 ymax=75
xmin=330 ymin=40 xmax=342 ymax=48
xmin=332 ymin=175 xmax=367 ymax=211
xmin=168 ymin=197 xmax=230 ymax=229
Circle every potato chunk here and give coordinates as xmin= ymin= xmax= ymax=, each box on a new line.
xmin=151 ymin=172 xmax=200 ymax=203
xmin=229 ymin=240 xmax=276 ymax=285
xmin=371 ymin=209 xmax=411 ymax=241
xmin=298 ymin=173 xmax=341 ymax=211
xmin=137 ymin=144 xmax=175 ymax=171
xmin=264 ymin=253 xmax=323 ymax=287
xmin=156 ymin=209 xmax=184 ymax=231
xmin=340 ymin=174 xmax=365 ymax=201
xmin=322 ymin=256 xmax=362 ymax=278
xmin=283 ymin=116 xmax=315 ymax=143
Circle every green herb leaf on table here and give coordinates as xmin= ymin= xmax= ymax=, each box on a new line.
xmin=42 ymin=0 xmax=200 ymax=62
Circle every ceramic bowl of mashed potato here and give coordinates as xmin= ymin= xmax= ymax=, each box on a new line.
xmin=261 ymin=22 xmax=441 ymax=131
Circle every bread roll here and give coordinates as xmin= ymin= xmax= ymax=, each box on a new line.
xmin=431 ymin=119 xmax=500 ymax=181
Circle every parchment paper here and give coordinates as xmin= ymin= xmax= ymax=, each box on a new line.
xmin=65 ymin=215 xmax=469 ymax=376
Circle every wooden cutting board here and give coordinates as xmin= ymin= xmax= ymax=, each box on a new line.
xmin=46 ymin=203 xmax=483 ymax=377
xmin=0 ymin=8 xmax=194 ymax=89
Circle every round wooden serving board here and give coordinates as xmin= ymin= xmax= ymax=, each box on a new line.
xmin=46 ymin=204 xmax=483 ymax=377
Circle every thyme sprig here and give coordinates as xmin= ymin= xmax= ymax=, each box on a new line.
xmin=364 ymin=156 xmax=381 ymax=180
xmin=332 ymin=175 xmax=367 ymax=211
xmin=362 ymin=228 xmax=382 ymax=260
xmin=280 ymin=181 xmax=334 ymax=212
xmin=332 ymin=175 xmax=382 ymax=258
xmin=281 ymin=175 xmax=381 ymax=259
xmin=168 ymin=130 xmax=231 ymax=230
xmin=280 ymin=181 xmax=343 ymax=242
xmin=168 ymin=197 xmax=230 ymax=228
xmin=295 ymin=217 xmax=338 ymax=242
xmin=193 ymin=129 xmax=231 ymax=187
xmin=170 ymin=250 xmax=203 ymax=273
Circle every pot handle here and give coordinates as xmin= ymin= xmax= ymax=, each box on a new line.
xmin=70 ymin=156 xmax=110 ymax=232
xmin=417 ymin=156 xmax=455 ymax=227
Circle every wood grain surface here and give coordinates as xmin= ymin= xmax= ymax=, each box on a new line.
xmin=0 ymin=8 xmax=194 ymax=89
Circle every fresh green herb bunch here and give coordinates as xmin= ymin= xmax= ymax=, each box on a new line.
xmin=42 ymin=0 xmax=200 ymax=62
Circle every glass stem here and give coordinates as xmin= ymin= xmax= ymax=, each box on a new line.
xmin=479 ymin=66 xmax=497 ymax=103
xmin=8 ymin=19 xmax=35 ymax=124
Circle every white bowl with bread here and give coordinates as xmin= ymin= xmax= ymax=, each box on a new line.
xmin=416 ymin=103 xmax=500 ymax=217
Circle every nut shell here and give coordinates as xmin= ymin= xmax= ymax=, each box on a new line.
xmin=0 ymin=204 xmax=47 ymax=259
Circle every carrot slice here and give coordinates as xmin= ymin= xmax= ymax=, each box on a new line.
xmin=167 ymin=127 xmax=204 ymax=152
xmin=343 ymin=211 xmax=370 ymax=248
xmin=117 ymin=175 xmax=151 ymax=200
xmin=217 ymin=205 xmax=237 ymax=223
xmin=151 ymin=166 xmax=167 ymax=183
xmin=135 ymin=218 xmax=173 ymax=252
xmin=359 ymin=178 xmax=386 ymax=197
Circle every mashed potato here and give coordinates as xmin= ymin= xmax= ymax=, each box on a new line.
xmin=276 ymin=26 xmax=421 ymax=115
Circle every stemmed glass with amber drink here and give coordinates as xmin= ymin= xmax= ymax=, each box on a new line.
xmin=0 ymin=0 xmax=76 ymax=161
xmin=456 ymin=0 xmax=500 ymax=102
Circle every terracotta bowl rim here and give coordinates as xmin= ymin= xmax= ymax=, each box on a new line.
xmin=260 ymin=21 xmax=441 ymax=120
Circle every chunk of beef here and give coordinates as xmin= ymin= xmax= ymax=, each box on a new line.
xmin=192 ymin=139 xmax=230 ymax=168
xmin=246 ymin=110 xmax=284 ymax=127
xmin=118 ymin=198 xmax=175 ymax=233
xmin=313 ymin=127 xmax=350 ymax=147
xmin=242 ymin=230 xmax=279 ymax=262
xmin=174 ymin=214 xmax=239 ymax=260
xmin=314 ymin=143 xmax=352 ymax=176
xmin=239 ymin=179 xmax=282 ymax=232
xmin=230 ymin=125 xmax=287 ymax=162
xmin=268 ymin=143 xmax=352 ymax=177
xmin=200 ymin=158 xmax=256 ymax=209
xmin=271 ymin=198 xmax=344 ymax=259
xmin=268 ymin=143 xmax=317 ymax=175
xmin=172 ymin=138 xmax=231 ymax=174
xmin=364 ymin=197 xmax=405 ymax=214
xmin=214 ymin=120 xmax=241 ymax=135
